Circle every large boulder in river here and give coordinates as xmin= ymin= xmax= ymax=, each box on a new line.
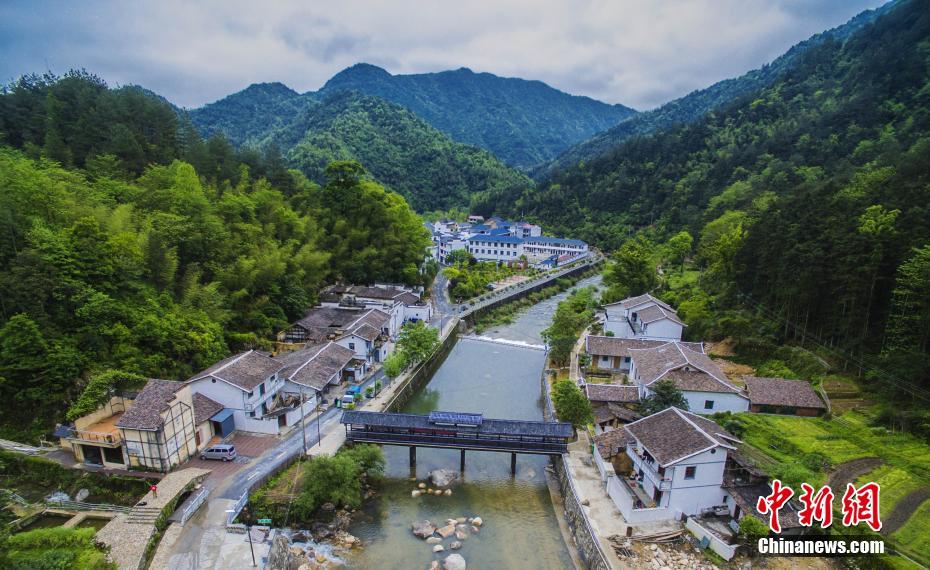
xmin=412 ymin=520 xmax=437 ymax=539
xmin=444 ymin=553 xmax=467 ymax=570
xmin=429 ymin=469 xmax=458 ymax=487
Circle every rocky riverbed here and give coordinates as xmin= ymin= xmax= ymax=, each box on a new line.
xmin=411 ymin=514 xmax=483 ymax=569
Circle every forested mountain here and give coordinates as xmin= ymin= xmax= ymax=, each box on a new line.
xmin=495 ymin=0 xmax=930 ymax=401
xmin=0 ymin=72 xmax=431 ymax=438
xmin=189 ymin=82 xmax=316 ymax=148
xmin=533 ymin=0 xmax=900 ymax=179
xmin=272 ymin=91 xmax=532 ymax=212
xmin=191 ymin=87 xmax=532 ymax=212
xmin=317 ymin=64 xmax=636 ymax=168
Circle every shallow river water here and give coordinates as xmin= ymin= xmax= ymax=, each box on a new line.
xmin=346 ymin=276 xmax=601 ymax=569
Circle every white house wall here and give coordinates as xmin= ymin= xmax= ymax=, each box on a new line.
xmin=664 ymin=448 xmax=729 ymax=516
xmin=640 ymin=319 xmax=683 ymax=341
xmin=680 ymin=391 xmax=750 ymax=414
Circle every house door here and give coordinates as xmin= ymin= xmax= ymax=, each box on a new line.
xmin=734 ymin=505 xmax=741 ymax=519
xmin=81 ymin=445 xmax=103 ymax=466
xmin=278 ymin=414 xmax=287 ymax=428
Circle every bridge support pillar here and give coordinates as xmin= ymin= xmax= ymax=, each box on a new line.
xmin=409 ymin=446 xmax=416 ymax=470
xmin=460 ymin=449 xmax=466 ymax=472
xmin=510 ymin=453 xmax=517 ymax=477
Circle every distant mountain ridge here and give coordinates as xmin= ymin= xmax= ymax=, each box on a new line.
xmin=317 ymin=63 xmax=636 ymax=168
xmin=533 ymin=0 xmax=902 ymax=179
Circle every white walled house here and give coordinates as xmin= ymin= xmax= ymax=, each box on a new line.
xmin=185 ymin=350 xmax=303 ymax=435
xmin=585 ymin=336 xmax=704 ymax=375
xmin=603 ymin=294 xmax=684 ymax=341
xmin=629 ymin=342 xmax=749 ymax=414
xmin=607 ymin=407 xmax=741 ymax=523
xmin=278 ymin=342 xmax=356 ymax=408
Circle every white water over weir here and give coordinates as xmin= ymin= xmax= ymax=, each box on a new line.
xmin=459 ymin=334 xmax=547 ymax=351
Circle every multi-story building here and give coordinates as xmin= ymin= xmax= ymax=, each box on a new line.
xmin=601 ymin=293 xmax=685 ymax=340
xmin=466 ymin=234 xmax=525 ymax=262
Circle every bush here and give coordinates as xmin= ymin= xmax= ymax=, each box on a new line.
xmin=551 ymin=380 xmax=593 ymax=429
xmin=738 ymin=516 xmax=770 ymax=545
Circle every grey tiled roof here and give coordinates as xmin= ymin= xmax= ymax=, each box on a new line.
xmin=116 ymin=379 xmax=181 ymax=430
xmin=187 ymin=350 xmax=280 ymax=392
xmin=585 ymin=383 xmax=640 ymax=403
xmin=608 ymin=293 xmax=675 ymax=312
xmin=295 ymin=307 xmax=369 ymax=331
xmin=636 ymin=304 xmax=685 ymax=326
xmin=744 ymin=376 xmax=825 ymax=409
xmin=586 ymin=336 xmax=703 ymax=358
xmin=623 ymin=407 xmax=739 ymax=466
xmin=594 ymin=429 xmax=634 ymax=460
xmin=278 ymin=342 xmax=355 ymax=391
xmin=192 ymin=393 xmax=224 ymax=425
xmin=630 ymin=342 xmax=741 ymax=393
xmin=349 ymin=323 xmax=381 ymax=342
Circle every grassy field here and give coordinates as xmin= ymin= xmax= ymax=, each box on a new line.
xmin=891 ymin=499 xmax=930 ymax=565
xmin=738 ymin=412 xmax=930 ymax=567
xmin=855 ymin=465 xmax=925 ymax=519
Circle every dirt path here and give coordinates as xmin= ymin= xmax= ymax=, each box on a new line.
xmin=828 ymin=457 xmax=884 ymax=490
xmin=881 ymin=487 xmax=930 ymax=535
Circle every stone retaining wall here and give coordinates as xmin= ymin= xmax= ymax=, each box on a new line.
xmin=554 ymin=455 xmax=611 ymax=570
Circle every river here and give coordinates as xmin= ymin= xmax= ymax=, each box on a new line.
xmin=347 ymin=276 xmax=601 ymax=569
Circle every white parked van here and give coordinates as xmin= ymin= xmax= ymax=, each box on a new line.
xmin=200 ymin=444 xmax=237 ymax=461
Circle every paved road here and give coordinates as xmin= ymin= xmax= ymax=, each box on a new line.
xmin=164 ymin=367 xmax=387 ymax=568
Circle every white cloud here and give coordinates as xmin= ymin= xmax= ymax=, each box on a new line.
xmin=0 ymin=0 xmax=885 ymax=109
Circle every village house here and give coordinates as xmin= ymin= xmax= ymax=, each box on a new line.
xmin=184 ymin=350 xmax=303 ymax=435
xmin=629 ymin=341 xmax=750 ymax=414
xmin=744 ymin=376 xmax=826 ymax=416
xmin=279 ymin=306 xmax=393 ymax=368
xmin=601 ymin=293 xmax=685 ymax=341
xmin=611 ymin=407 xmax=742 ymax=522
xmin=584 ymin=383 xmax=641 ymax=433
xmin=585 ymin=335 xmax=705 ymax=376
xmin=320 ymin=284 xmax=430 ymax=334
xmin=56 ymin=379 xmax=220 ymax=472
xmin=277 ymin=341 xmax=357 ymax=409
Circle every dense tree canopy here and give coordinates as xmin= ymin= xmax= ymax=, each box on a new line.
xmin=0 ymin=73 xmax=433 ymax=439
xmin=500 ymin=0 xmax=930 ymax=403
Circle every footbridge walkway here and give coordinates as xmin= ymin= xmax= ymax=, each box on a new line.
xmin=341 ymin=410 xmax=573 ymax=473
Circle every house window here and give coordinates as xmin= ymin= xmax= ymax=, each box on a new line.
xmin=684 ymin=466 xmax=697 ymax=479
xmin=249 ymin=411 xmax=255 ymax=418
xmin=259 ymin=383 xmax=266 ymax=396
xmin=704 ymin=400 xmax=715 ymax=410
xmin=349 ymin=342 xmax=355 ymax=350
xmin=601 ymin=356 xmax=609 ymax=363
xmin=624 ymin=357 xmax=631 ymax=363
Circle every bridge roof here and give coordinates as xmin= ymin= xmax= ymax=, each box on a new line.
xmin=341 ymin=410 xmax=573 ymax=438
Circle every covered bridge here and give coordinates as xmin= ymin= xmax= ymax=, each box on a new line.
xmin=340 ymin=410 xmax=574 ymax=472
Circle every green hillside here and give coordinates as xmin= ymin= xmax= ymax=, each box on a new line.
xmin=533 ymin=0 xmax=900 ymax=179
xmin=319 ymin=63 xmax=636 ymax=169
xmin=0 ymin=73 xmax=431 ymax=439
xmin=496 ymin=0 xmax=930 ymax=399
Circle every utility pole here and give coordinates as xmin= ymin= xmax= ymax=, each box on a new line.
xmin=300 ymin=385 xmax=307 ymax=454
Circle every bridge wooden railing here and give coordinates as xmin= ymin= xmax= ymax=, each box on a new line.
xmin=345 ymin=428 xmax=568 ymax=454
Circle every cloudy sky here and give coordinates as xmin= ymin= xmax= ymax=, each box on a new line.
xmin=0 ymin=0 xmax=885 ymax=110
